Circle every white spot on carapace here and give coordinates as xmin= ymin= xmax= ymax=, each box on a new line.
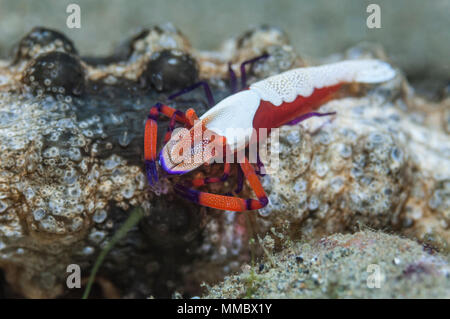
xmin=201 ymin=90 xmax=261 ymax=151
xmin=250 ymin=59 xmax=396 ymax=106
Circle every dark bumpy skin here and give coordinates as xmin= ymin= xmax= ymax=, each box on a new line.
xmin=141 ymin=49 xmax=198 ymax=92
xmin=119 ymin=26 xmax=181 ymax=60
xmin=0 ymin=25 xmax=283 ymax=298
xmin=22 ymin=52 xmax=85 ymax=96
xmin=12 ymin=27 xmax=78 ymax=64
xmin=1 ymin=25 xmax=448 ymax=299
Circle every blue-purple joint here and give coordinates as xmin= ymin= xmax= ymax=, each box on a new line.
xmin=167 ymin=110 xmax=184 ymax=132
xmin=145 ymin=160 xmax=158 ymax=185
xmin=228 ymin=62 xmax=238 ymax=94
xmin=240 ymin=53 xmax=269 ymax=89
xmin=245 ymin=199 xmax=253 ymax=210
xmin=173 ymin=184 xmax=200 ymax=203
xmin=246 ymin=197 xmax=268 ymax=210
xmin=259 ymin=197 xmax=269 ymax=207
xmin=256 ymin=155 xmax=266 ymax=177
xmin=234 ymin=166 xmax=244 ymax=194
xmin=148 ymin=103 xmax=163 ymax=121
xmin=168 ymin=81 xmax=215 ymax=107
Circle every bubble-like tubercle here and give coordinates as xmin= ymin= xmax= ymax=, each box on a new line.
xmin=141 ymin=49 xmax=198 ymax=92
xmin=12 ymin=26 xmax=78 ymax=63
xmin=21 ymin=51 xmax=85 ymax=96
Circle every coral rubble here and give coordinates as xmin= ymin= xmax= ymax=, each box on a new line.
xmin=203 ymin=231 xmax=450 ymax=298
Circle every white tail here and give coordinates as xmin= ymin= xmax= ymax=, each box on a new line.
xmin=250 ymin=59 xmax=396 ymax=106
xmin=337 ymin=59 xmax=396 ymax=84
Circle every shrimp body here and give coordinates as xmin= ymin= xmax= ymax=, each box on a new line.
xmin=146 ymin=59 xmax=396 ymax=211
xmin=195 ymin=59 xmax=395 ymax=155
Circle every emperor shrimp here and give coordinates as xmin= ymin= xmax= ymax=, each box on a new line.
xmin=144 ymin=58 xmax=396 ymax=212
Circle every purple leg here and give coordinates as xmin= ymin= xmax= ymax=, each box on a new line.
xmin=234 ymin=165 xmax=244 ymax=194
xmin=228 ymin=62 xmax=238 ymax=94
xmin=168 ymin=81 xmax=215 ymax=107
xmin=173 ymin=184 xmax=200 ymax=203
xmin=164 ymin=110 xmax=185 ymax=142
xmin=285 ymin=111 xmax=337 ymax=126
xmin=240 ymin=53 xmax=269 ymax=89
xmin=145 ymin=160 xmax=158 ymax=185
xmin=255 ymin=154 xmax=266 ymax=177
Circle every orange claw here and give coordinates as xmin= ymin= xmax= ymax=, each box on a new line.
xmin=185 ymin=108 xmax=199 ymax=127
xmin=174 ymin=157 xmax=268 ymax=212
xmin=144 ymin=102 xmax=192 ymax=185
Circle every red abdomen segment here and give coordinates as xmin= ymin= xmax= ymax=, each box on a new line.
xmin=252 ymin=84 xmax=341 ymax=131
